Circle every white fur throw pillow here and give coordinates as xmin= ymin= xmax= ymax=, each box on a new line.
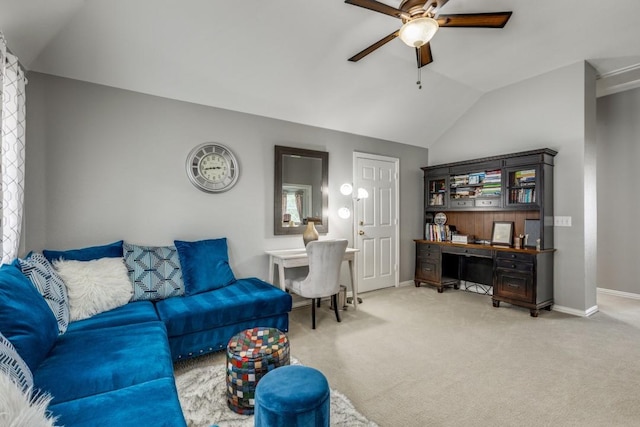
xmin=53 ymin=258 xmax=133 ymax=321
xmin=0 ymin=372 xmax=57 ymax=427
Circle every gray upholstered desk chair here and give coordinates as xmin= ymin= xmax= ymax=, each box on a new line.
xmin=285 ymin=239 xmax=348 ymax=329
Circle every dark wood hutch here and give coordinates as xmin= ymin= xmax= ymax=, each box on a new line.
xmin=416 ymin=149 xmax=557 ymax=317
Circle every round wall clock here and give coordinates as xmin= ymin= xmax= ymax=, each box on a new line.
xmin=186 ymin=143 xmax=239 ymax=193
xmin=434 ymin=212 xmax=447 ymax=225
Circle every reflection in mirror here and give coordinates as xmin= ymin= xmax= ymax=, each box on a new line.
xmin=274 ymin=146 xmax=328 ymax=235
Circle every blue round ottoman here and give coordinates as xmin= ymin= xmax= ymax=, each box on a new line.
xmin=254 ymin=365 xmax=330 ymax=427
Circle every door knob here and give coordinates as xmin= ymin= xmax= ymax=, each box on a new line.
xmin=358 ymin=230 xmax=365 ymax=235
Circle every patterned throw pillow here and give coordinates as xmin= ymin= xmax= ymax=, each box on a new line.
xmin=17 ymin=253 xmax=70 ymax=334
xmin=0 ymin=331 xmax=33 ymax=392
xmin=123 ymin=243 xmax=184 ymax=301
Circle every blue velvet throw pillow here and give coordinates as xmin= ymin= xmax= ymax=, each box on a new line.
xmin=17 ymin=253 xmax=70 ymax=334
xmin=123 ymin=242 xmax=185 ymax=301
xmin=43 ymin=240 xmax=124 ymax=262
xmin=0 ymin=264 xmax=59 ymax=372
xmin=174 ymin=238 xmax=236 ymax=296
xmin=0 ymin=331 xmax=33 ymax=392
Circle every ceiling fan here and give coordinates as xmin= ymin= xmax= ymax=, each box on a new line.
xmin=345 ymin=0 xmax=512 ymax=69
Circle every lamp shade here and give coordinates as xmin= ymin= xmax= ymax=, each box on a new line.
xmin=398 ymin=17 xmax=439 ymax=48
xmin=340 ymin=183 xmax=353 ymax=196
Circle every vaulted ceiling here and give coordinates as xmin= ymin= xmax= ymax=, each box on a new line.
xmin=2 ymin=0 xmax=640 ymax=147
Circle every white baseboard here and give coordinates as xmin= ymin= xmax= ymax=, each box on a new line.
xmin=553 ymin=304 xmax=599 ymax=317
xmin=597 ymin=287 xmax=640 ymax=300
xmin=398 ymin=280 xmax=414 ymax=288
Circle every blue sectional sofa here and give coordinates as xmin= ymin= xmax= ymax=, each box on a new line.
xmin=0 ymin=239 xmax=292 ymax=426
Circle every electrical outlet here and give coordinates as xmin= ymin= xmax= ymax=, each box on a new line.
xmin=554 ymin=216 xmax=572 ymax=227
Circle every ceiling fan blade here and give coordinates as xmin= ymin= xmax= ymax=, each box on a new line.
xmin=437 ymin=12 xmax=512 ymax=28
xmin=344 ymin=0 xmax=406 ymax=19
xmin=416 ymin=43 xmax=433 ymax=68
xmin=348 ymin=30 xmax=400 ymax=62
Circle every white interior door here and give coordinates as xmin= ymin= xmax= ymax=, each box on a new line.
xmin=354 ymin=153 xmax=399 ymax=293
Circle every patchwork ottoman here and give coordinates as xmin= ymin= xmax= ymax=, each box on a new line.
xmin=255 ymin=365 xmax=330 ymax=427
xmin=226 ymin=327 xmax=290 ymax=415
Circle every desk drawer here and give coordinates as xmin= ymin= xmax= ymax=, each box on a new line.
xmin=450 ymin=199 xmax=474 ymax=209
xmin=495 ymin=270 xmax=533 ymax=302
xmin=475 ymin=198 xmax=501 ymax=208
xmin=442 ymin=246 xmax=493 ymax=259
xmin=417 ymin=243 xmax=441 ymax=259
xmin=496 ymin=259 xmax=534 ymax=273
xmin=496 ymin=252 xmax=535 ymax=263
xmin=416 ymin=259 xmax=440 ymax=283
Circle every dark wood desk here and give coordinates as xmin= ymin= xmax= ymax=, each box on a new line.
xmin=414 ymin=240 xmax=554 ymax=317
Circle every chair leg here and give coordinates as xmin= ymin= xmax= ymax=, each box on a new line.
xmin=317 ymin=299 xmax=321 ymax=308
xmin=332 ymin=294 xmax=342 ymax=323
xmin=311 ymin=298 xmax=316 ymax=329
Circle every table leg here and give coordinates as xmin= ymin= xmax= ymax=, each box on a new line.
xmin=348 ymin=259 xmax=358 ymax=311
xmin=278 ymin=263 xmax=286 ymax=291
xmin=268 ymin=256 xmax=275 ymax=284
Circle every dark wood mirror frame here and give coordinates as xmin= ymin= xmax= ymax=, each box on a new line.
xmin=274 ymin=145 xmax=329 ymax=236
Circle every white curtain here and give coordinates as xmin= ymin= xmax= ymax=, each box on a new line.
xmin=0 ymin=32 xmax=27 ymax=264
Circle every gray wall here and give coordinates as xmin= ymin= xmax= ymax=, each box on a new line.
xmin=596 ymin=87 xmax=640 ymax=294
xmin=429 ymin=62 xmax=598 ymax=314
xmin=24 ymin=72 xmax=428 ymax=284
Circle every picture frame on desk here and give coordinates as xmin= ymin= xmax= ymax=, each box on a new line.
xmin=491 ymin=221 xmax=514 ymax=247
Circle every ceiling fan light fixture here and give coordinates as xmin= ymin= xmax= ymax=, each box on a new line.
xmin=398 ymin=17 xmax=439 ymax=48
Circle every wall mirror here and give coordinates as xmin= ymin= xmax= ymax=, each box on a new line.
xmin=274 ymin=145 xmax=328 ymax=235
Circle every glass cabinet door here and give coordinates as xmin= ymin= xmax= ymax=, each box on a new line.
xmin=427 ymin=176 xmax=447 ymax=209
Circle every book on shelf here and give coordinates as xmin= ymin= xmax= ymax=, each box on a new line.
xmin=510 ymin=188 xmax=536 ymax=203
xmin=429 ymin=193 xmax=444 ymax=206
xmin=484 ymin=170 xmax=502 ymax=183
xmin=425 ymin=223 xmax=452 ymax=242
xmin=514 ymin=169 xmax=536 ymax=185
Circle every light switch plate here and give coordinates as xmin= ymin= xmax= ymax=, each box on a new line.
xmin=554 ymin=216 xmax=572 ymax=227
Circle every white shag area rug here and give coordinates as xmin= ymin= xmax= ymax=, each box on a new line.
xmin=174 ymin=357 xmax=378 ymax=427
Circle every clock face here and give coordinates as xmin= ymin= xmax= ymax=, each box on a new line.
xmin=186 ymin=143 xmax=239 ymax=193
xmin=434 ymin=212 xmax=447 ymax=225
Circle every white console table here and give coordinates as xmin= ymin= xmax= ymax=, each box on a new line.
xmin=265 ymin=247 xmax=360 ymax=310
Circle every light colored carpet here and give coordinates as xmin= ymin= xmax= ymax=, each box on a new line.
xmin=174 ymin=287 xmax=640 ymax=426
xmin=282 ymin=285 xmax=640 ymax=427
xmin=174 ymin=355 xmax=377 ymax=427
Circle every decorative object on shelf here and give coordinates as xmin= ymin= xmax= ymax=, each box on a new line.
xmin=434 ymin=212 xmax=447 ymax=225
xmin=524 ymin=219 xmax=540 ymax=248
xmin=491 ymin=221 xmax=514 ymax=247
xmin=303 ymin=222 xmax=319 ymax=246
xmin=186 ymin=143 xmax=239 ymax=193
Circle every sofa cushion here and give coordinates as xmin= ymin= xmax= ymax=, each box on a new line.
xmin=16 ymin=253 xmax=70 ymax=334
xmin=174 ymin=238 xmax=235 ymax=295
xmin=48 ymin=377 xmax=186 ymax=427
xmin=65 ymin=301 xmax=159 ymax=333
xmin=123 ymin=242 xmax=184 ymax=301
xmin=43 ymin=240 xmax=124 ymax=262
xmin=0 ymin=331 xmax=33 ymax=392
xmin=53 ymin=257 xmax=133 ymax=321
xmin=0 ymin=264 xmax=58 ymax=372
xmin=33 ymin=321 xmax=174 ymax=405
xmin=155 ymin=277 xmax=292 ymax=337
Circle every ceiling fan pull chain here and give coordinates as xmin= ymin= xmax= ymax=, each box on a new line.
xmin=417 ymin=49 xmax=422 ymax=89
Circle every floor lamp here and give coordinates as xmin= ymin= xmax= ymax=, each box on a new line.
xmin=338 ymin=183 xmax=369 ymax=305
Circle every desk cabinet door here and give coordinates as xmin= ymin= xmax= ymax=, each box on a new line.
xmin=416 ymin=258 xmax=440 ymax=283
xmin=494 ymin=268 xmax=533 ymax=302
